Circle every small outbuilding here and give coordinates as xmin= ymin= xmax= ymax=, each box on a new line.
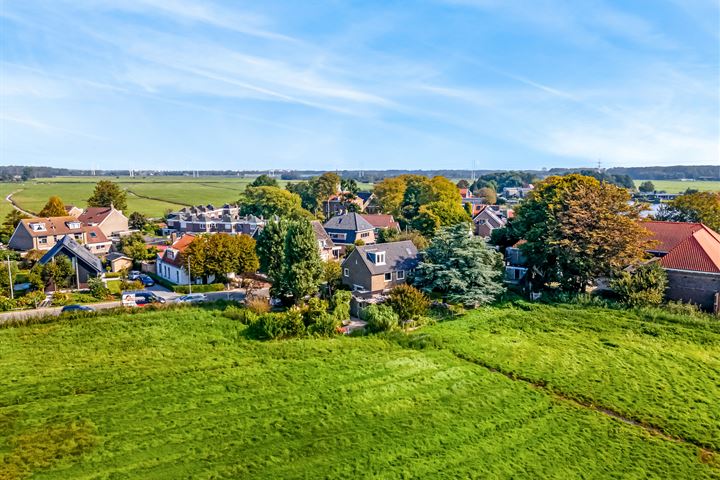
xmin=106 ymin=252 xmax=133 ymax=273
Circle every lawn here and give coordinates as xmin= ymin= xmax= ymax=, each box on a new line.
xmin=0 ymin=304 xmax=717 ymax=479
xmin=1 ymin=176 xmax=375 ymax=219
xmin=634 ymin=179 xmax=720 ymax=193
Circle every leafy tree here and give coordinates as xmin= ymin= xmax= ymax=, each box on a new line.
xmin=477 ymin=187 xmax=497 ymax=204
xmin=240 ymin=186 xmax=310 ymax=219
xmin=87 ymin=180 xmax=127 ymax=211
xmin=364 ymin=304 xmax=399 ymax=333
xmin=128 ymin=212 xmax=148 ymax=230
xmin=249 ymin=174 xmax=279 ymax=188
xmin=88 ymin=277 xmax=110 ymax=299
xmin=656 ymin=191 xmax=720 ymax=231
xmin=456 ymin=179 xmax=470 ymax=189
xmin=638 ymin=181 xmax=655 ymax=193
xmin=118 ymin=233 xmax=155 ymax=261
xmin=322 ymin=259 xmax=342 ymax=296
xmin=387 ymin=284 xmax=430 ymax=321
xmin=286 ymin=181 xmax=319 ymax=213
xmin=313 ymin=172 xmax=341 ymax=204
xmin=510 ymin=174 xmax=651 ymax=292
xmin=182 ymin=234 xmax=258 ymax=282
xmin=329 ymin=290 xmax=351 ymax=324
xmin=40 ymin=256 xmax=75 ymax=291
xmin=283 ymin=220 xmax=324 ymax=304
xmin=373 ymin=177 xmax=406 ymax=216
xmin=414 ymin=223 xmax=505 ymax=306
xmin=611 ymin=262 xmax=667 ymax=307
xmin=256 ymin=218 xmax=288 ymax=275
xmin=411 ymin=207 xmax=441 ymax=236
xmin=341 ymin=178 xmax=359 ymax=194
xmin=39 ymin=196 xmax=66 ymax=217
xmin=1 ymin=210 xmax=28 ymax=243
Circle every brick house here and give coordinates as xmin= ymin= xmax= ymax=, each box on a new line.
xmin=361 ymin=214 xmax=401 ymax=235
xmin=311 ymin=220 xmax=341 ymax=261
xmin=323 ymin=212 xmax=376 ymax=246
xmin=165 ymin=204 xmax=265 ymax=236
xmin=643 ymin=221 xmax=720 ymax=312
xmin=341 ymin=240 xmax=419 ymax=294
xmin=78 ymin=205 xmax=129 ymax=238
xmin=9 ymin=216 xmax=112 ymax=255
xmin=324 ymin=192 xmax=374 ymax=218
xmin=472 ymin=205 xmax=506 ymax=238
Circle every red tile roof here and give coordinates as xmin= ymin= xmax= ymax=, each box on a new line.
xmin=85 ymin=226 xmax=109 ymax=244
xmin=78 ymin=207 xmax=113 ymax=225
xmin=643 ymin=221 xmax=720 ymax=273
xmin=159 ymin=234 xmax=196 ymax=267
xmin=361 ymin=214 xmax=400 ymax=231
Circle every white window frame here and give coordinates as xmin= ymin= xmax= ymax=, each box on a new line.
xmin=397 ymin=270 xmax=405 ymax=280
xmin=384 ymin=272 xmax=392 ymax=282
xmin=343 ymin=268 xmax=349 ymax=277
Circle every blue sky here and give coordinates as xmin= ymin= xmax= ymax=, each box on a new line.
xmin=1 ymin=0 xmax=718 ymax=171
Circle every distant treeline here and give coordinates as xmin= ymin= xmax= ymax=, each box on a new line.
xmin=1 ymin=164 xmax=717 ymax=182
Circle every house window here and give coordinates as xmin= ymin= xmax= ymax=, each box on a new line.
xmin=176 ymin=271 xmax=179 ymax=282
xmin=397 ymin=270 xmax=405 ymax=280
xmin=384 ymin=272 xmax=392 ymax=282
xmin=343 ymin=268 xmax=349 ymax=277
xmin=361 ymin=231 xmax=370 ymax=238
xmin=38 ymin=237 xmax=48 ymax=245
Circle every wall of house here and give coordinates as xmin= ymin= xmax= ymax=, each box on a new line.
xmin=99 ymin=210 xmax=130 ymax=236
xmin=8 ymin=225 xmax=35 ymax=251
xmin=111 ymin=258 xmax=133 ymax=272
xmin=341 ymin=251 xmax=372 ymax=291
xmin=157 ymin=260 xmax=190 ymax=285
xmin=665 ymin=269 xmax=720 ymax=312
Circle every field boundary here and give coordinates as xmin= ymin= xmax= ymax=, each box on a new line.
xmin=449 ymin=350 xmax=718 ymax=459
xmin=124 ymin=189 xmax=189 ymax=208
xmin=5 ymin=190 xmax=35 ymax=216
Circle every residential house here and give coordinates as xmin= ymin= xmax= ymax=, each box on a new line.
xmin=38 ymin=235 xmax=104 ymax=287
xmin=165 ymin=204 xmax=265 ymax=236
xmin=311 ymin=220 xmax=341 ymax=261
xmin=324 ymin=191 xmax=374 ymax=218
xmin=341 ymin=240 xmax=419 ymax=295
xmin=472 ymin=205 xmax=506 ymax=238
xmin=156 ymin=234 xmax=202 ymax=285
xmin=64 ymin=205 xmax=83 ymax=217
xmin=323 ymin=212 xmax=376 ymax=247
xmin=458 ymin=188 xmax=473 ymax=199
xmin=501 ymin=186 xmax=534 ymax=200
xmin=78 ymin=205 xmax=129 ymax=238
xmin=504 ymin=240 xmax=529 ymax=284
xmin=9 ymin=216 xmax=112 ymax=255
xmin=461 ymin=197 xmax=488 ymax=216
xmin=106 ymin=252 xmax=133 ymax=273
xmin=643 ymin=221 xmax=720 ymax=312
xmin=361 ymin=214 xmax=401 ymax=235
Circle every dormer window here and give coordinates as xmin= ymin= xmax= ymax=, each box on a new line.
xmin=367 ymin=251 xmax=385 ymax=265
xmin=30 ymin=222 xmax=46 ymax=232
xmin=66 ymin=221 xmax=81 ymax=229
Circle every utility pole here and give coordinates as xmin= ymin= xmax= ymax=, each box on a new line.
xmin=6 ymin=254 xmax=13 ymax=300
xmin=187 ymin=255 xmax=192 ymax=294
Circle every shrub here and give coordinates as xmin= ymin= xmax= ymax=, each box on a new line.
xmin=330 ymin=290 xmax=351 ymax=323
xmin=0 ymin=295 xmax=15 ymax=311
xmin=363 ymin=304 xmax=399 ymax=333
xmin=120 ymin=279 xmax=143 ymax=291
xmin=662 ymin=300 xmax=701 ymax=317
xmin=222 ymin=306 xmax=258 ymax=325
xmin=302 ymin=297 xmax=329 ymax=326
xmin=307 ymin=311 xmax=338 ymax=337
xmin=52 ymin=292 xmax=70 ymax=306
xmin=611 ymin=262 xmax=668 ymax=307
xmin=17 ymin=291 xmax=46 ymax=309
xmin=88 ymin=277 xmax=111 ymax=300
xmin=386 ymin=284 xmax=430 ymax=321
xmin=172 ymin=283 xmax=225 ymax=294
xmin=245 ymin=296 xmax=271 ymax=314
xmin=254 ymin=310 xmax=306 ymax=340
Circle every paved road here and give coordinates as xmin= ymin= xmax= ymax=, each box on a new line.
xmin=5 ymin=190 xmax=34 ymax=217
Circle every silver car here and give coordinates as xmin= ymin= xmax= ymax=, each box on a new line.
xmin=174 ymin=293 xmax=208 ymax=304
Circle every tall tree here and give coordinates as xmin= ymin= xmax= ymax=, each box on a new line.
xmin=510 ymin=174 xmax=651 ymax=292
xmin=341 ymin=178 xmax=359 ymax=194
xmin=414 ymin=223 xmax=505 ymax=306
xmin=184 ymin=233 xmax=259 ymax=282
xmin=239 ymin=186 xmax=309 ymax=219
xmin=656 ymin=191 xmax=720 ymax=231
xmin=477 ymin=187 xmax=497 ymax=204
xmin=128 ymin=212 xmax=148 ymax=230
xmin=39 ymin=196 xmax=66 ymax=217
xmin=373 ymin=177 xmax=406 ymax=216
xmin=118 ymin=232 xmax=155 ymax=261
xmin=87 ymin=180 xmax=127 ymax=211
xmin=283 ymin=219 xmax=324 ymax=303
xmin=249 ymin=174 xmax=279 ymax=188
xmin=256 ymin=219 xmax=289 ymax=297
xmin=638 ymin=181 xmax=655 ymax=193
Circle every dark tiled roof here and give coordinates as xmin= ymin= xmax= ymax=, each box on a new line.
xmin=344 ymin=240 xmax=419 ymax=275
xmin=39 ymin=235 xmax=103 ymax=274
xmin=311 ymin=220 xmax=335 ymax=248
xmin=323 ymin=212 xmax=374 ymax=232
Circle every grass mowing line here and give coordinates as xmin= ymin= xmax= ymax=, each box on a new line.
xmin=449 ymin=350 xmax=718 ymax=460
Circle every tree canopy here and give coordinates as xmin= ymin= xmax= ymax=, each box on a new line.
xmin=509 ymin=174 xmax=651 ymax=292
xmin=182 ymin=233 xmax=259 ymax=282
xmin=249 ymin=174 xmax=279 ymax=188
xmin=39 ymin=196 xmax=66 ymax=217
xmin=656 ymin=191 xmax=720 ymax=231
xmin=638 ymin=181 xmax=655 ymax=193
xmin=239 ymin=186 xmax=310 ymax=219
xmin=413 ymin=223 xmax=505 ymax=306
xmin=87 ymin=180 xmax=127 ymax=211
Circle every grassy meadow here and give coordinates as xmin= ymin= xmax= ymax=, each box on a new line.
xmin=1 ymin=176 xmax=375 ymax=218
xmin=0 ymin=303 xmax=718 ymax=479
xmin=634 ymin=179 xmax=720 ymax=193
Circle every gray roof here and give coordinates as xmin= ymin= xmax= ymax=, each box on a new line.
xmin=345 ymin=240 xmax=419 ymax=275
xmin=39 ymin=235 xmax=104 ymax=274
xmin=323 ymin=212 xmax=374 ymax=232
xmin=311 ymin=220 xmax=335 ymax=248
xmin=106 ymin=252 xmax=131 ymax=262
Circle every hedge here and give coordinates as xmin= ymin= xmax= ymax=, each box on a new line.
xmin=172 ymin=284 xmax=225 ymax=294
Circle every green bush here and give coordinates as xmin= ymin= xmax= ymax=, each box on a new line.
xmin=308 ymin=312 xmax=338 ymax=337
xmin=172 ymin=283 xmax=225 ymax=294
xmin=661 ymin=300 xmax=701 ymax=317
xmin=363 ymin=304 xmax=399 ymax=333
xmin=16 ymin=291 xmax=46 ymax=309
xmin=386 ymin=284 xmax=430 ymax=321
xmin=330 ymin=290 xmax=351 ymax=323
xmin=0 ymin=295 xmax=15 ymax=311
xmin=120 ymin=279 xmax=144 ymax=291
xmin=611 ymin=262 xmax=667 ymax=307
xmin=222 ymin=306 xmax=258 ymax=325
xmin=253 ymin=310 xmax=306 ymax=340
xmin=302 ymin=297 xmax=329 ymax=326
xmin=104 ymin=272 xmax=123 ymax=278
xmin=88 ymin=277 xmax=111 ymax=300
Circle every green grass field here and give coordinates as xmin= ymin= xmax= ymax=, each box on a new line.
xmin=1 ymin=176 xmax=375 ymax=219
xmin=634 ymin=180 xmax=720 ymax=193
xmin=0 ymin=303 xmax=718 ymax=478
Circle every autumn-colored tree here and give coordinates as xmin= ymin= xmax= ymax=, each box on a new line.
xmin=477 ymin=187 xmax=497 ymax=205
xmin=373 ymin=177 xmax=406 ymax=216
xmin=656 ymin=191 xmax=720 ymax=231
xmin=88 ymin=180 xmax=127 ymax=211
xmin=510 ymin=174 xmax=651 ymax=292
xmin=39 ymin=196 xmax=66 ymax=217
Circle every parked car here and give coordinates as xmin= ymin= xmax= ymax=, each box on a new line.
xmin=174 ymin=293 xmax=207 ymax=304
xmin=128 ymin=270 xmax=141 ymax=281
xmin=60 ymin=304 xmax=95 ymax=313
xmin=138 ymin=274 xmax=155 ymax=287
xmin=121 ymin=291 xmax=166 ymax=307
